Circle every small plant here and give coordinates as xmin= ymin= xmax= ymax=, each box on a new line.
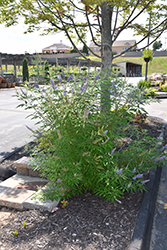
xmin=145 ymin=88 xmax=158 ymax=96
xmin=160 ymin=84 xmax=167 ymax=92
xmin=13 ymin=230 xmax=18 ymax=236
xmin=61 ymin=199 xmax=68 ymax=208
xmin=151 ymin=82 xmax=159 ymax=87
xmin=142 ymin=49 xmax=153 ymax=62
xmin=137 ymin=80 xmax=151 ymax=89
xmin=22 ymin=221 xmax=26 ymax=228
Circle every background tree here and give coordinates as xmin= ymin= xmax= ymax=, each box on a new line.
xmin=82 ymin=43 xmax=89 ymax=55
xmin=22 ymin=58 xmax=29 ymax=82
xmin=44 ymin=60 xmax=50 ymax=80
xmin=0 ymin=0 xmax=167 ymax=70
xmin=153 ymin=40 xmax=163 ymax=51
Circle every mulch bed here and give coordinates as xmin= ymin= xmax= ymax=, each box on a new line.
xmin=0 ymin=116 xmax=166 ymax=250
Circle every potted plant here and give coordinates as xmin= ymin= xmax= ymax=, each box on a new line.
xmin=142 ymin=49 xmax=153 ymax=62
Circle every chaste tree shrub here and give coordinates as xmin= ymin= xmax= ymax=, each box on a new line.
xmin=15 ymin=68 xmax=166 ymax=202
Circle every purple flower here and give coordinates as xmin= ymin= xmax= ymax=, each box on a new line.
xmin=95 ymin=74 xmax=100 ymax=80
xmin=57 ymin=75 xmax=62 ymax=82
xmin=141 ymin=91 xmax=147 ymax=97
xmin=63 ymin=90 xmax=66 ymax=96
xmin=112 ymin=82 xmax=116 ymax=89
xmin=132 ymin=174 xmax=143 ymax=180
xmin=95 ymin=105 xmax=99 ymax=110
xmin=103 ymin=130 xmax=108 ymax=134
xmin=161 ymin=144 xmax=167 ymax=151
xmin=81 ymin=83 xmax=88 ymax=93
xmin=51 ymin=79 xmax=57 ymax=89
xmin=40 ymin=154 xmax=45 ymax=157
xmin=141 ymin=180 xmax=149 ymax=184
xmin=107 ymin=137 xmax=110 ymax=140
xmin=132 ymin=169 xmax=136 ymax=174
xmin=57 ymin=130 xmax=60 ymax=133
xmin=71 ymin=88 xmax=74 ymax=94
xmin=49 ymin=140 xmax=51 ymax=144
xmin=67 ymin=76 xmax=71 ymax=81
xmin=86 ymin=104 xmax=89 ymax=108
xmin=35 ymin=83 xmax=39 ymax=88
xmin=117 ymin=169 xmax=122 ymax=174
xmin=155 ymin=155 xmax=165 ymax=162
xmin=110 ymin=149 xmax=115 ymax=155
xmin=108 ymin=89 xmax=113 ymax=95
xmin=57 ymin=179 xmax=60 ymax=182
xmin=140 ymin=100 xmax=145 ymax=104
xmin=83 ymin=77 xmax=87 ymax=81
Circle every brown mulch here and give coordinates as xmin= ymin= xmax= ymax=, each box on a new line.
xmin=0 ymin=116 xmax=166 ymax=250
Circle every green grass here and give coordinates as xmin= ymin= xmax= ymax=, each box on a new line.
xmin=83 ymin=56 xmax=167 ymax=76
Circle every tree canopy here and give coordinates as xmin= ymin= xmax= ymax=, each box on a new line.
xmin=153 ymin=40 xmax=163 ymax=50
xmin=0 ymin=0 xmax=167 ymax=68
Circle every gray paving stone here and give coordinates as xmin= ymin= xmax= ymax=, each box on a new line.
xmin=23 ymin=190 xmax=59 ymax=212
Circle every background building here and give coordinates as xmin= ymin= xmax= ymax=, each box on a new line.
xmin=89 ymin=40 xmax=137 ymax=56
xmin=42 ymin=42 xmax=71 ymax=53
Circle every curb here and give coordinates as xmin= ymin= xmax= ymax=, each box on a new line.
xmin=0 ymin=141 xmax=34 ymax=164
xmin=129 ymin=120 xmax=167 ymax=250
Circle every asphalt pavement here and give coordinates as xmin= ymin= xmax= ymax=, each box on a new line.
xmin=0 ymin=87 xmax=38 ymax=162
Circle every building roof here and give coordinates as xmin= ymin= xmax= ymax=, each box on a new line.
xmin=113 ymin=40 xmax=136 ymax=47
xmin=43 ymin=43 xmax=71 ymax=50
xmin=89 ymin=40 xmax=136 ymax=47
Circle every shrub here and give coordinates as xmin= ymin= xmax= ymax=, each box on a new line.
xmin=70 ymin=48 xmax=77 ymax=53
xmin=15 ymin=68 xmax=166 ymax=202
xmin=82 ymin=44 xmax=89 ymax=55
xmin=22 ymin=58 xmax=29 ymax=82
xmin=151 ymin=82 xmax=159 ymax=87
xmin=44 ymin=60 xmax=50 ymax=80
xmin=160 ymin=84 xmax=167 ymax=92
xmin=137 ymin=80 xmax=151 ymax=89
xmin=144 ymin=88 xmax=158 ymax=96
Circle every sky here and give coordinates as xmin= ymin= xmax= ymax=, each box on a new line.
xmin=1 ymin=14 xmax=167 ymax=55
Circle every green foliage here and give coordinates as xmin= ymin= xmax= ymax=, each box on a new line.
xmin=153 ymin=41 xmax=162 ymax=51
xmin=142 ymin=49 xmax=153 ymax=62
xmin=160 ymin=84 xmax=167 ymax=92
xmin=70 ymin=48 xmax=77 ymax=53
xmin=15 ymin=66 xmax=166 ymax=202
xmin=144 ymin=88 xmax=158 ymax=96
xmin=137 ymin=80 xmax=151 ymax=89
xmin=82 ymin=44 xmax=89 ymax=55
xmin=44 ymin=60 xmax=50 ymax=80
xmin=22 ymin=58 xmax=29 ymax=82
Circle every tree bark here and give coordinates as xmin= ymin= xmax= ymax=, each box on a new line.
xmin=100 ymin=3 xmax=113 ymax=114
xmin=101 ymin=3 xmax=113 ymax=69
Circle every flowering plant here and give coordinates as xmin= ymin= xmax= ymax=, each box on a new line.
xmin=15 ymin=66 xmax=166 ymax=202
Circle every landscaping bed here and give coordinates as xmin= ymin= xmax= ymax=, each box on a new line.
xmin=0 ymin=115 xmax=166 ymax=250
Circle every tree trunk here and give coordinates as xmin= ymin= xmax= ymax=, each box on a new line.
xmin=101 ymin=3 xmax=113 ymax=69
xmin=100 ymin=3 xmax=113 ymax=114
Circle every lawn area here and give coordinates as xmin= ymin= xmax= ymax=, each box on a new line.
xmin=83 ymin=56 xmax=167 ymax=76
